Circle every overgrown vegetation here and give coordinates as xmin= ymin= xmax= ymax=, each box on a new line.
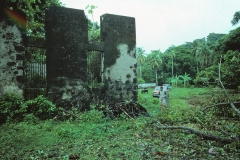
xmin=0 ymin=94 xmax=59 ymax=124
xmin=0 ymin=88 xmax=239 ymax=159
xmin=1 ymin=1 xmax=240 ymax=159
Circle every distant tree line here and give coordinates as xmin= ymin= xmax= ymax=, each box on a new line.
xmin=137 ymin=11 xmax=240 ymax=89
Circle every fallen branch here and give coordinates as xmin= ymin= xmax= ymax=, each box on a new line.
xmin=118 ymin=106 xmax=135 ymax=120
xmin=98 ymin=101 xmax=149 ymax=119
xmin=202 ymin=101 xmax=240 ymax=112
xmin=156 ymin=124 xmax=237 ymax=144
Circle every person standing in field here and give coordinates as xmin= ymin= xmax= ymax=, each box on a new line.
xmin=159 ymin=86 xmax=164 ymax=110
xmin=159 ymin=86 xmax=169 ymax=111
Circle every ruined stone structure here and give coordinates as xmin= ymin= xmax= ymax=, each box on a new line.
xmin=101 ymin=14 xmax=137 ymax=102
xmin=45 ymin=7 xmax=90 ymax=110
xmin=45 ymin=7 xmax=137 ymax=109
xmin=0 ymin=6 xmax=137 ymax=110
xmin=0 ymin=6 xmax=25 ymax=97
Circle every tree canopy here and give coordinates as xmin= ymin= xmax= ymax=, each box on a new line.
xmin=231 ymin=11 xmax=240 ymax=26
xmin=3 ymin=0 xmax=62 ymax=37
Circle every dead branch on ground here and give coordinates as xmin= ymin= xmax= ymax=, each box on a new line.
xmin=153 ymin=120 xmax=238 ymax=144
xmin=202 ymin=101 xmax=240 ymax=112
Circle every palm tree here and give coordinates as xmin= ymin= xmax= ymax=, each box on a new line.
xmin=192 ymin=40 xmax=200 ymax=73
xmin=175 ymin=75 xmax=180 ymax=88
xmin=200 ymin=42 xmax=212 ymax=68
xmin=85 ymin=5 xmax=98 ymax=41
xmin=169 ymin=50 xmax=176 ymax=77
xmin=150 ymin=50 xmax=162 ymax=86
xmin=167 ymin=76 xmax=177 ymax=88
xmin=136 ymin=47 xmax=146 ymax=79
xmin=179 ymin=72 xmax=191 ymax=88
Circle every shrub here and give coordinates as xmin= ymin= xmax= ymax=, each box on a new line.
xmin=0 ymin=94 xmax=26 ymax=124
xmin=24 ymin=95 xmax=58 ymax=120
xmin=0 ymin=94 xmax=59 ymax=124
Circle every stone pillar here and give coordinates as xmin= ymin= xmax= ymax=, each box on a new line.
xmin=100 ymin=14 xmax=137 ymax=103
xmin=0 ymin=4 xmax=25 ymax=97
xmin=45 ymin=6 xmax=90 ymax=110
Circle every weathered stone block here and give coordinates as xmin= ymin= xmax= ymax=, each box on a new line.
xmin=45 ymin=6 xmax=90 ymax=110
xmin=45 ymin=6 xmax=88 ymax=80
xmin=101 ymin=14 xmax=137 ymax=103
xmin=47 ymin=77 xmax=91 ymax=111
xmin=0 ymin=6 xmax=25 ymax=97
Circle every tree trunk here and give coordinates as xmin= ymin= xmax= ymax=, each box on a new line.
xmin=197 ymin=60 xmax=199 ymax=73
xmin=155 ymin=70 xmax=158 ymax=86
xmin=139 ymin=65 xmax=142 ymax=78
xmin=172 ymin=58 xmax=174 ymax=77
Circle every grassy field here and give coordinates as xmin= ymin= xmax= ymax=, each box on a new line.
xmin=138 ymin=87 xmax=211 ymax=117
xmin=0 ymin=87 xmax=239 ymax=159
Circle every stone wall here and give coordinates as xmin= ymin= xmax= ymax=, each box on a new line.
xmin=101 ymin=14 xmax=137 ymax=103
xmin=45 ymin=6 xmax=91 ymax=110
xmin=0 ymin=7 xmax=25 ymax=97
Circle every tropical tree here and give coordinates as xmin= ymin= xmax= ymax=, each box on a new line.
xmin=179 ymin=73 xmax=192 ymax=88
xmin=175 ymin=75 xmax=180 ymax=88
xmin=170 ymin=45 xmax=196 ymax=77
xmin=167 ymin=76 xmax=177 ymax=88
xmin=231 ymin=11 xmax=240 ymax=26
xmin=196 ymin=26 xmax=240 ymax=88
xmin=85 ymin=4 xmax=98 ymax=41
xmin=149 ymin=50 xmax=162 ymax=85
xmin=4 ymin=0 xmax=62 ymax=37
xmin=192 ymin=40 xmax=201 ymax=73
xmin=197 ymin=42 xmax=212 ymax=69
xmin=169 ymin=49 xmax=176 ymax=77
xmin=136 ymin=47 xmax=146 ymax=79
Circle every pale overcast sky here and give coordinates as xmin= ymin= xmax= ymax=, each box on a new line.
xmin=60 ymin=0 xmax=240 ymax=53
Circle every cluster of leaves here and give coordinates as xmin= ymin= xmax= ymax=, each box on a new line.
xmin=231 ymin=11 xmax=240 ymax=26
xmin=5 ymin=0 xmax=62 ymax=37
xmin=203 ymin=89 xmax=240 ymax=118
xmin=0 ymin=94 xmax=59 ymax=124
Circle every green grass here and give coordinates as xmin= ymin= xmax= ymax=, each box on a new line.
xmin=138 ymin=87 xmax=211 ymax=116
xmin=0 ymin=87 xmax=239 ymax=159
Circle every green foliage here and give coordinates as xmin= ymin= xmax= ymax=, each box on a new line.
xmin=0 ymin=88 xmax=240 ymax=159
xmin=216 ymin=27 xmax=240 ymax=53
xmin=85 ymin=4 xmax=99 ymax=41
xmin=0 ymin=94 xmax=58 ymax=123
xmin=0 ymin=94 xmax=25 ymax=123
xmin=206 ymin=89 xmax=240 ymax=118
xmin=231 ymin=11 xmax=240 ymax=26
xmin=87 ymin=51 xmax=102 ymax=88
xmin=137 ymin=47 xmax=146 ymax=79
xmin=206 ymin=33 xmax=226 ymax=49
xmin=221 ymin=50 xmax=240 ymax=89
xmin=139 ymin=26 xmax=239 ymax=88
xmin=179 ymin=72 xmax=192 ymax=88
xmin=23 ymin=113 xmax=40 ymax=124
xmin=167 ymin=75 xmax=182 ymax=87
xmin=85 ymin=4 xmax=97 ymax=15
xmin=24 ymin=95 xmax=58 ymax=119
xmin=138 ymin=78 xmax=145 ymax=84
xmin=87 ymin=20 xmax=101 ymax=42
xmin=6 ymin=0 xmax=62 ymax=37
xmin=141 ymin=64 xmax=155 ymax=83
